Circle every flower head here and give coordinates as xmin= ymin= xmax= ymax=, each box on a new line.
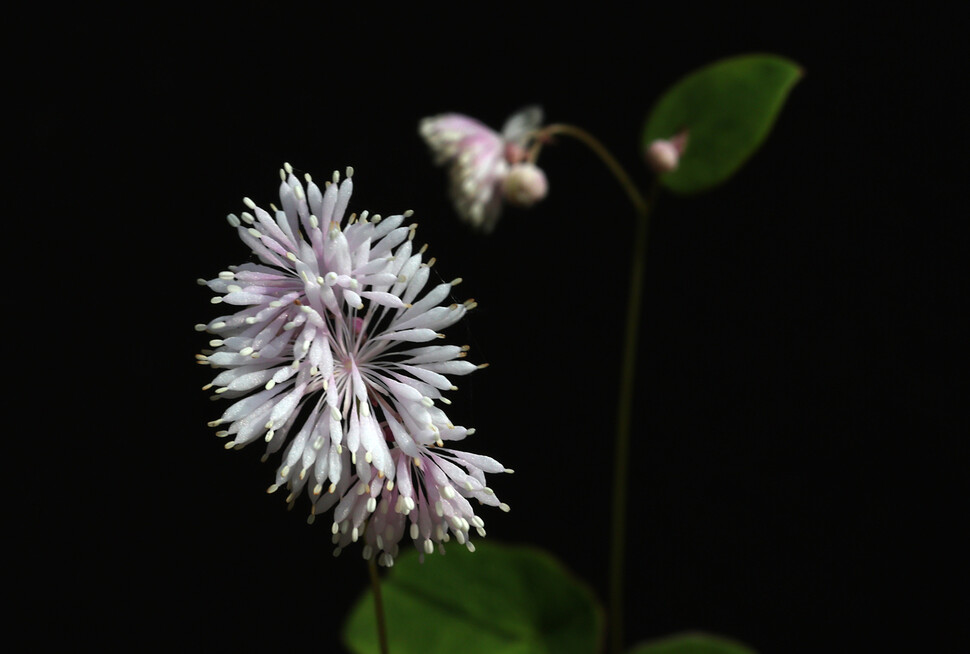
xmin=197 ymin=164 xmax=509 ymax=566
xmin=420 ymin=106 xmax=545 ymax=232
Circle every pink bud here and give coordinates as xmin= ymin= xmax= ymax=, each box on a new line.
xmin=646 ymin=131 xmax=689 ymax=174
xmin=502 ymin=163 xmax=548 ymax=207
xmin=646 ymin=140 xmax=680 ymax=173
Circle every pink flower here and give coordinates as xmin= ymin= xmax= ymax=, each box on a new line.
xmin=420 ymin=106 xmax=546 ymax=232
xmin=197 ymin=164 xmax=510 ymax=565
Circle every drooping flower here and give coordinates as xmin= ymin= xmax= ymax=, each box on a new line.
xmin=196 ymin=164 xmax=510 ymax=566
xmin=419 ymin=106 xmax=547 ymax=232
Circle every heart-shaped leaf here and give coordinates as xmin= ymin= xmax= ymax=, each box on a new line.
xmin=642 ymin=53 xmax=802 ymax=194
xmin=627 ymin=631 xmax=757 ymax=654
xmin=343 ymin=541 xmax=604 ymax=654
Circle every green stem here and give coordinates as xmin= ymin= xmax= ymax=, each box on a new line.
xmin=609 ymin=181 xmax=658 ymax=654
xmin=532 ymin=124 xmax=658 ymax=654
xmin=369 ymin=557 xmax=390 ymax=654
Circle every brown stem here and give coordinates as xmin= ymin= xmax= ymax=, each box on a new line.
xmin=529 ymin=123 xmax=649 ymax=218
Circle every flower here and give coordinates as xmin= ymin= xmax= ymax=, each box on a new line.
xmin=196 ymin=164 xmax=510 ymax=566
xmin=419 ymin=106 xmax=546 ymax=232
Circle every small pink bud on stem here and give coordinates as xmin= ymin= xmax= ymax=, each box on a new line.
xmin=502 ymin=162 xmax=548 ymax=207
xmin=645 ymin=130 xmax=689 ymax=174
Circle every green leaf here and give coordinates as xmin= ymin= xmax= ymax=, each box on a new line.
xmin=343 ymin=541 xmax=604 ymax=654
xmin=642 ymin=53 xmax=802 ymax=194
xmin=627 ymin=631 xmax=757 ymax=654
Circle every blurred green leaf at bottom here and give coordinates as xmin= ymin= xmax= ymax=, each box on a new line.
xmin=642 ymin=53 xmax=803 ymax=194
xmin=343 ymin=541 xmax=604 ymax=654
xmin=627 ymin=631 xmax=757 ymax=654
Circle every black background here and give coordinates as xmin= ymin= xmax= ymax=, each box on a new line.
xmin=18 ymin=4 xmax=963 ymax=653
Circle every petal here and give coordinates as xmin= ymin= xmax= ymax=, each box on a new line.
xmin=500 ymin=105 xmax=544 ymax=144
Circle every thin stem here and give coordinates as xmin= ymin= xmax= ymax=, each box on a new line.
xmin=609 ymin=180 xmax=658 ymax=654
xmin=530 ymin=123 xmax=648 ymax=218
xmin=369 ymin=557 xmax=390 ymax=654
xmin=531 ymin=124 xmax=658 ymax=654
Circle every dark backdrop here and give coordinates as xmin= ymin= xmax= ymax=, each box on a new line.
xmin=20 ymin=4 xmax=963 ymax=653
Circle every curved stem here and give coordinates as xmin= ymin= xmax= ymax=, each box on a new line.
xmin=531 ymin=124 xmax=659 ymax=654
xmin=530 ymin=123 xmax=649 ymax=218
xmin=369 ymin=557 xmax=390 ymax=654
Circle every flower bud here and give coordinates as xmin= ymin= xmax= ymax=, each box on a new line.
xmin=502 ymin=162 xmax=548 ymax=207
xmin=645 ymin=131 xmax=689 ymax=174
xmin=646 ymin=139 xmax=680 ymax=173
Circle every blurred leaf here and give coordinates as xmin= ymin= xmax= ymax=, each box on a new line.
xmin=642 ymin=53 xmax=802 ymax=194
xmin=343 ymin=541 xmax=603 ymax=654
xmin=627 ymin=631 xmax=757 ymax=654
